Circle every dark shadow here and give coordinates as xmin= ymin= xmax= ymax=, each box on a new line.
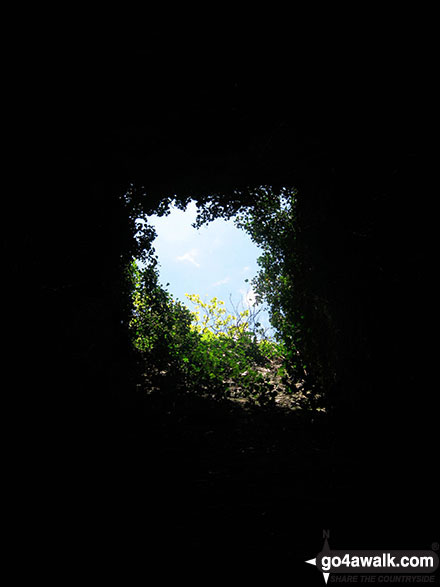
xmin=11 ymin=43 xmax=438 ymax=581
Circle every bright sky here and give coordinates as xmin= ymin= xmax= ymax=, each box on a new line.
xmin=145 ymin=200 xmax=273 ymax=334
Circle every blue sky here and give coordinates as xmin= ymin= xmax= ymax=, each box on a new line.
xmin=145 ymin=200 xmax=273 ymax=333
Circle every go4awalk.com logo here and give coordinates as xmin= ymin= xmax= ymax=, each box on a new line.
xmin=305 ymin=531 xmax=439 ymax=584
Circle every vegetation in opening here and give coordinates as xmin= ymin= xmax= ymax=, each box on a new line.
xmin=126 ymin=185 xmax=326 ymax=411
xmin=129 ymin=260 xmax=290 ymax=406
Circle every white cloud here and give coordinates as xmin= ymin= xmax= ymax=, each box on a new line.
xmin=176 ymin=248 xmax=200 ymax=267
xmin=242 ymin=266 xmax=250 ymax=272
xmin=212 ymin=276 xmax=230 ymax=287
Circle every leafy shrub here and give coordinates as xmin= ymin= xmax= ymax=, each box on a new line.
xmin=189 ymin=185 xmax=331 ymax=411
xmin=128 ymin=260 xmax=197 ymax=381
xmin=233 ymin=186 xmax=330 ymax=406
xmin=184 ymin=293 xmax=284 ymax=405
xmin=128 ymin=261 xmax=285 ymax=405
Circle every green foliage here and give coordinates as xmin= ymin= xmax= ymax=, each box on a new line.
xmin=185 ymin=293 xmax=250 ymax=337
xmin=128 ymin=261 xmax=285 ymax=406
xmin=234 ymin=186 xmax=298 ymax=342
xmin=128 ymin=260 xmax=197 ymax=376
xmin=233 ymin=186 xmax=334 ymax=405
xmin=128 ymin=185 xmax=333 ymax=410
xmin=192 ymin=185 xmax=332 ymax=408
xmin=184 ymin=293 xmax=284 ymax=405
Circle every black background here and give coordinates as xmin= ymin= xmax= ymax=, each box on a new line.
xmin=6 ymin=24 xmax=438 ymax=583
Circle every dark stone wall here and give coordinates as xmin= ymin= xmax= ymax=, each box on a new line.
xmin=12 ymin=44 xmax=436 ymax=438
xmin=7 ymin=35 xmax=437 ymax=581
